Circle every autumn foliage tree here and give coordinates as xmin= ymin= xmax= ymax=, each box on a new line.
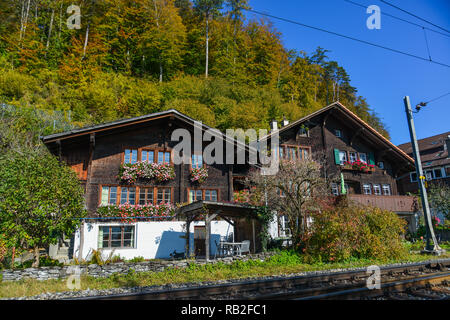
xmin=248 ymin=157 xmax=330 ymax=248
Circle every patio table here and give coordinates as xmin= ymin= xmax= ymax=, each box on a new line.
xmin=220 ymin=242 xmax=244 ymax=256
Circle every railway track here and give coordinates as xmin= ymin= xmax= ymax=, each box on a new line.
xmin=72 ymin=259 xmax=450 ymax=300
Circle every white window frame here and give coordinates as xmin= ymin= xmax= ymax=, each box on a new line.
xmin=279 ymin=215 xmax=291 ymax=238
xmin=359 ymin=153 xmax=367 ymax=164
xmin=432 ymin=167 xmax=443 ymax=179
xmin=335 ymin=129 xmax=342 ymax=138
xmin=373 ymin=184 xmax=382 ymax=195
xmin=339 ymin=151 xmax=347 ymax=165
xmin=410 ymin=172 xmax=418 ymax=182
xmin=349 ymin=152 xmax=358 ymax=163
xmin=363 ymin=184 xmax=371 ymax=195
xmin=382 ymin=184 xmax=391 ymax=195
xmin=331 ymin=183 xmax=339 ymax=196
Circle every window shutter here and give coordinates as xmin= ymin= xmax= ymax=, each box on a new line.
xmin=368 ymin=152 xmax=375 ymax=165
xmin=334 ymin=149 xmax=341 ymax=164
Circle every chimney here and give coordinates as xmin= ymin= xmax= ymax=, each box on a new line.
xmin=270 ymin=119 xmax=278 ymax=132
xmin=282 ymin=116 xmax=289 ymax=127
xmin=446 ymin=135 xmax=450 ymax=158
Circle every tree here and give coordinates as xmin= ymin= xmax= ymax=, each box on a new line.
xmin=247 ymin=157 xmax=329 ymax=248
xmin=0 ymin=152 xmax=86 ymax=267
xmin=193 ymin=0 xmax=224 ymax=78
xmin=428 ymin=182 xmax=450 ymax=220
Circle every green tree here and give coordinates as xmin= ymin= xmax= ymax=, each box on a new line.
xmin=0 ymin=152 xmax=86 ymax=267
xmin=428 ymin=182 xmax=450 ymax=220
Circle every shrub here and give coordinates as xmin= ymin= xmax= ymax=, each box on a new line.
xmin=301 ymin=204 xmax=408 ymax=263
xmin=127 ymin=256 xmax=145 ymax=263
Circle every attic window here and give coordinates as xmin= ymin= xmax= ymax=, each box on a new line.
xmin=334 ymin=129 xmax=342 ymax=138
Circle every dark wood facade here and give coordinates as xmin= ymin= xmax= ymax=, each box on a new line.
xmin=42 ymin=104 xmax=417 ymax=224
xmin=42 ymin=110 xmax=237 ymax=215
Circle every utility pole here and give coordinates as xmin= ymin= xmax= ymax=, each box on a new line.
xmin=403 ymin=96 xmax=443 ymax=255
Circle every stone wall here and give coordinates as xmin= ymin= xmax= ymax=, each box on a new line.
xmin=1 ymin=252 xmax=276 ymax=282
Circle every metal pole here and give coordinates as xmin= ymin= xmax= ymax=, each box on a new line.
xmin=403 ymin=96 xmax=443 ymax=254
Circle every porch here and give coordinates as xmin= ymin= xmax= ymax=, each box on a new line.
xmin=177 ymin=201 xmax=262 ymax=261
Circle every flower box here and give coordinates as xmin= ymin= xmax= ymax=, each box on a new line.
xmin=97 ymin=203 xmax=176 ymax=223
xmin=342 ymin=161 xmax=375 ymax=173
xmin=190 ymin=167 xmax=208 ymax=184
xmin=118 ymin=161 xmax=175 ymax=184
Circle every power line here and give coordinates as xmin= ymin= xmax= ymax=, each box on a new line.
xmin=242 ymin=8 xmax=450 ymax=68
xmin=343 ymin=0 xmax=450 ymax=38
xmin=425 ymin=91 xmax=450 ymax=104
xmin=379 ymin=0 xmax=450 ymax=35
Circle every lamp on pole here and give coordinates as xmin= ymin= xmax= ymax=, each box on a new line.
xmin=403 ymin=96 xmax=444 ymax=255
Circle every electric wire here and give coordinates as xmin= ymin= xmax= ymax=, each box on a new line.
xmin=379 ymin=0 xmax=450 ymax=34
xmin=425 ymin=91 xmax=450 ymax=104
xmin=242 ymin=8 xmax=450 ymax=68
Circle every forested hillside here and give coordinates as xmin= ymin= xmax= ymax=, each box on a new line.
xmin=0 ymin=0 xmax=390 ymax=138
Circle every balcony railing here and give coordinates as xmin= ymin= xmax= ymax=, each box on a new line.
xmin=347 ymin=194 xmax=419 ymax=213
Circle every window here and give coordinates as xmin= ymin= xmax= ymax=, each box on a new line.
xmin=98 ymin=226 xmax=135 ymax=249
xmin=141 ymin=150 xmax=154 ymax=163
xmin=335 ymin=129 xmax=342 ymax=138
xmin=425 ymin=170 xmax=433 ymax=181
xmin=433 ymin=167 xmax=443 ymax=179
xmin=158 ymin=151 xmax=171 ymax=164
xmin=410 ymin=172 xmax=418 ymax=182
xmin=278 ymin=146 xmax=284 ymax=159
xmin=204 ymin=190 xmax=217 ymax=201
xmin=157 ymin=188 xmax=171 ymax=203
xmin=192 ymin=154 xmax=203 ymax=169
xmin=363 ymin=184 xmax=371 ymax=195
xmin=280 ymin=145 xmax=310 ymax=160
xmin=101 ymin=186 xmax=117 ymax=206
xmin=124 ymin=149 xmax=138 ymax=164
xmin=189 ymin=190 xmax=203 ymax=203
xmin=331 ymin=183 xmax=339 ymax=196
xmin=382 ymin=184 xmax=391 ymax=195
xmin=339 ymin=151 xmax=347 ymax=165
xmin=378 ymin=161 xmax=384 ymax=169
xmin=189 ymin=189 xmax=218 ymax=202
xmin=287 ymin=146 xmax=298 ymax=160
xmin=349 ymin=152 xmax=358 ymax=163
xmin=279 ymin=215 xmax=291 ymax=237
xmin=445 ymin=166 xmax=450 ymax=177
xmin=120 ymin=187 xmax=136 ymax=205
xmin=359 ymin=153 xmax=367 ymax=164
xmin=139 ymin=187 xmax=154 ymax=205
xmin=373 ymin=184 xmax=381 ymax=195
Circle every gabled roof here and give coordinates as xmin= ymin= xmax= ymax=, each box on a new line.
xmin=398 ymin=131 xmax=450 ymax=168
xmin=41 ymin=109 xmax=212 ymax=143
xmin=41 ymin=108 xmax=257 ymax=165
xmin=261 ymin=101 xmax=414 ymax=165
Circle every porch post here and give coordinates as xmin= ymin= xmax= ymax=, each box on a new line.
xmin=185 ymin=217 xmax=191 ymax=258
xmin=205 ymin=212 xmax=210 ymax=261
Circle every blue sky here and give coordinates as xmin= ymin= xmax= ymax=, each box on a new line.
xmin=245 ymin=0 xmax=450 ymax=145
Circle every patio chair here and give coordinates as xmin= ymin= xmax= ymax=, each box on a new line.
xmin=215 ymin=240 xmax=226 ymax=258
xmin=239 ymin=240 xmax=250 ymax=255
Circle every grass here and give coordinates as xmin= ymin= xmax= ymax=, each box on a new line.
xmin=1 ymin=250 xmax=449 ymax=299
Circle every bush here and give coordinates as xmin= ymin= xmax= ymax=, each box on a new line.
xmin=127 ymin=256 xmax=145 ymax=263
xmin=301 ymin=204 xmax=408 ymax=263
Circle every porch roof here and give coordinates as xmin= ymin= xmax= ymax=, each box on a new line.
xmin=176 ymin=201 xmax=259 ymax=220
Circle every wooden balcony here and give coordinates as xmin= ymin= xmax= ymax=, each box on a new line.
xmin=347 ymin=194 xmax=419 ymax=213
